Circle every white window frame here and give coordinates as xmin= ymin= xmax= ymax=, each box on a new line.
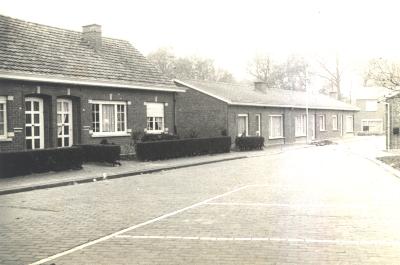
xmin=255 ymin=114 xmax=261 ymax=136
xmin=295 ymin=114 xmax=306 ymax=137
xmin=346 ymin=115 xmax=354 ymax=133
xmin=269 ymin=115 xmax=284 ymax=139
xmin=365 ymin=100 xmax=378 ymax=112
xmin=361 ymin=119 xmax=383 ymax=133
xmin=90 ymin=100 xmax=128 ymax=137
xmin=146 ymin=102 xmax=165 ymax=134
xmin=332 ymin=115 xmax=338 ymax=131
xmin=237 ymin=114 xmax=249 ymax=136
xmin=0 ymin=97 xmax=7 ymax=139
xmin=319 ymin=115 xmax=326 ymax=131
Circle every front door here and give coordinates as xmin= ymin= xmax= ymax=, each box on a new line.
xmin=57 ymin=99 xmax=73 ymax=147
xmin=25 ymin=97 xmax=44 ymax=149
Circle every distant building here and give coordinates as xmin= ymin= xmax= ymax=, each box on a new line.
xmin=353 ymin=87 xmax=391 ymax=135
xmin=174 ymin=80 xmax=358 ymax=146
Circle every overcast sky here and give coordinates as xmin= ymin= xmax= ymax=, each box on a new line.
xmin=1 ymin=0 xmax=400 ymax=86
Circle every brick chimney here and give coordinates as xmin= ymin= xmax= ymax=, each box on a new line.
xmin=254 ymin=81 xmax=268 ymax=93
xmin=82 ymin=24 xmax=102 ymax=51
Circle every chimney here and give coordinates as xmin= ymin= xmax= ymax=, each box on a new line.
xmin=82 ymin=24 xmax=102 ymax=51
xmin=254 ymin=81 xmax=268 ymax=93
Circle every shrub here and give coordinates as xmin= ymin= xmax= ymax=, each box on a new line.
xmin=235 ymin=136 xmax=264 ymax=151
xmin=79 ymin=144 xmax=121 ymax=164
xmin=141 ymin=133 xmax=180 ymax=142
xmin=0 ymin=146 xmax=83 ymax=178
xmin=135 ymin=136 xmax=231 ymax=161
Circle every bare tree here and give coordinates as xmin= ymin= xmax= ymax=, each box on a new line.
xmin=247 ymin=53 xmax=308 ymax=91
xmin=147 ymin=48 xmax=235 ymax=82
xmin=316 ymin=55 xmax=342 ymax=100
xmin=363 ymin=58 xmax=400 ymax=89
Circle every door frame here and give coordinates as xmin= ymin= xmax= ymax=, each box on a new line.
xmin=25 ymin=97 xmax=44 ymax=149
xmin=57 ymin=98 xmax=73 ymax=147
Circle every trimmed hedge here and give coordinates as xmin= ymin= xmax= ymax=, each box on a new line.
xmin=135 ymin=136 xmax=231 ymax=161
xmin=141 ymin=133 xmax=180 ymax=142
xmin=79 ymin=144 xmax=121 ymax=164
xmin=0 ymin=147 xmax=83 ymax=178
xmin=235 ymin=136 xmax=264 ymax=151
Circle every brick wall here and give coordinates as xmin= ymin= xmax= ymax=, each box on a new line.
xmin=354 ymin=99 xmax=386 ymax=134
xmin=175 ymin=85 xmax=228 ymax=138
xmin=0 ymin=79 xmax=175 ymax=152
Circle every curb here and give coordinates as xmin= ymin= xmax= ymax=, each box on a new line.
xmin=0 ymin=156 xmax=247 ymax=196
xmin=365 ymin=156 xmax=400 ymax=180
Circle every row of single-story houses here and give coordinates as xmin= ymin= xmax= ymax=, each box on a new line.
xmin=0 ymin=14 xmax=358 ymax=153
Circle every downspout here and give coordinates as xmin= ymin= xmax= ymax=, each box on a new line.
xmin=173 ymin=92 xmax=177 ymax=135
xmin=385 ymin=102 xmax=390 ymax=150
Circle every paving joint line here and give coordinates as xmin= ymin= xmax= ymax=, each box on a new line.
xmin=28 ymin=184 xmax=253 ymax=265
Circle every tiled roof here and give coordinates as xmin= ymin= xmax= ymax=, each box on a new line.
xmin=0 ymin=14 xmax=179 ymax=90
xmin=176 ymin=79 xmax=359 ymax=111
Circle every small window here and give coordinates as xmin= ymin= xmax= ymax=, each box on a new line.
xmin=295 ymin=114 xmax=306 ymax=137
xmin=319 ymin=115 xmax=326 ymax=131
xmin=365 ymin=100 xmax=378 ymax=111
xmin=91 ymin=101 xmax=127 ymax=136
xmin=346 ymin=116 xmax=354 ymax=132
xmin=0 ymin=97 xmax=7 ymax=139
xmin=146 ymin=103 xmax=165 ymax=134
xmin=237 ymin=114 xmax=248 ymax=136
xmin=255 ymin=114 xmax=261 ymax=136
xmin=269 ymin=115 xmax=283 ymax=139
xmin=332 ymin=115 xmax=338 ymax=131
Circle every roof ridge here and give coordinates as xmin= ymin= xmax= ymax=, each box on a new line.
xmin=0 ymin=13 xmax=131 ymax=44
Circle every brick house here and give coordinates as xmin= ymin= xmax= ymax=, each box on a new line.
xmin=174 ymin=80 xmax=358 ymax=145
xmin=0 ymin=15 xmax=184 ymax=153
xmin=382 ymin=91 xmax=400 ymax=149
xmin=353 ymin=86 xmax=390 ymax=135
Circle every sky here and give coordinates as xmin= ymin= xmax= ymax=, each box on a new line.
xmin=1 ymin=0 xmax=400 ymax=90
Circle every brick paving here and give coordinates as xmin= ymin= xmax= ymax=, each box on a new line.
xmin=2 ymin=136 xmax=400 ymax=264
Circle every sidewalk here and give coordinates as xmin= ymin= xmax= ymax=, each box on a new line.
xmin=0 ymin=143 xmax=310 ymax=196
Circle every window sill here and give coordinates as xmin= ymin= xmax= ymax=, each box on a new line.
xmin=0 ymin=138 xmax=13 ymax=142
xmin=146 ymin=131 xmax=165 ymax=134
xmin=332 ymin=129 xmax=338 ymax=131
xmin=319 ymin=129 xmax=327 ymax=132
xmin=295 ymin=135 xmax=306 ymax=138
xmin=269 ymin=136 xmax=285 ymax=140
xmin=91 ymin=133 xmax=130 ymax=138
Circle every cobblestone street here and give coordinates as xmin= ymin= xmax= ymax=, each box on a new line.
xmin=2 ymin=139 xmax=400 ymax=264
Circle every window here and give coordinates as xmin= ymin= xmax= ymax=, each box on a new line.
xmin=146 ymin=103 xmax=164 ymax=134
xmin=319 ymin=115 xmax=326 ymax=131
xmin=362 ymin=119 xmax=383 ymax=133
xmin=365 ymin=100 xmax=378 ymax=111
xmin=269 ymin=115 xmax=283 ymax=139
xmin=255 ymin=114 xmax=261 ymax=136
xmin=0 ymin=97 xmax=7 ymax=139
xmin=91 ymin=101 xmax=127 ymax=136
xmin=237 ymin=114 xmax=248 ymax=136
xmin=332 ymin=115 xmax=338 ymax=131
xmin=346 ymin=115 xmax=354 ymax=132
xmin=295 ymin=114 xmax=306 ymax=137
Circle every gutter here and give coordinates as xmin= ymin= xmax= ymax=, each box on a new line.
xmin=0 ymin=71 xmax=186 ymax=93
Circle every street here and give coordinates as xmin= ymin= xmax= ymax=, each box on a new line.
xmin=1 ymin=138 xmax=400 ymax=264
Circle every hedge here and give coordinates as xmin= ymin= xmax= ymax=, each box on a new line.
xmin=235 ymin=136 xmax=264 ymax=151
xmin=141 ymin=133 xmax=180 ymax=142
xmin=135 ymin=136 xmax=231 ymax=161
xmin=79 ymin=144 xmax=121 ymax=164
xmin=0 ymin=146 xmax=83 ymax=178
